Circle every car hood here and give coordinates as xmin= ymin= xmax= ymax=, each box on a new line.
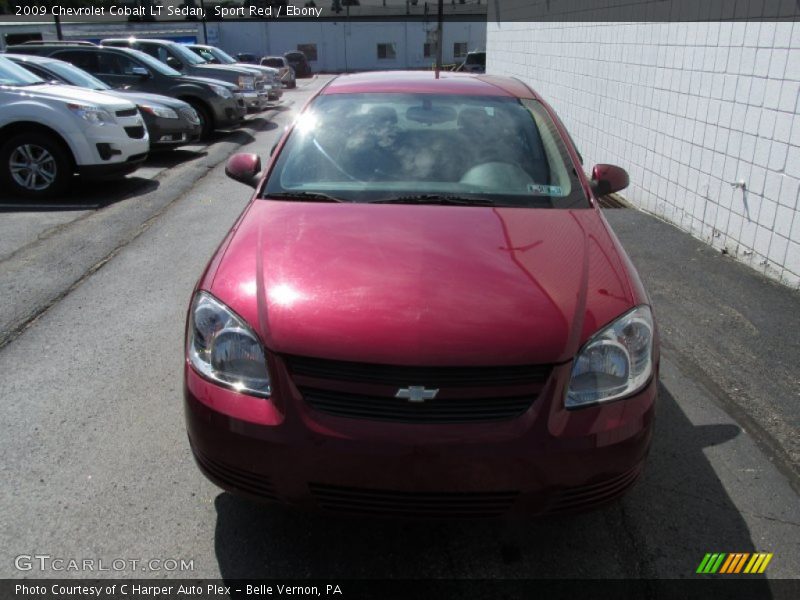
xmin=179 ymin=75 xmax=238 ymax=90
xmin=3 ymin=83 xmax=135 ymax=111
xmin=210 ymin=202 xmax=640 ymax=366
xmin=234 ymin=63 xmax=278 ymax=77
xmin=193 ymin=64 xmax=260 ymax=78
xmin=105 ymin=89 xmax=190 ymax=109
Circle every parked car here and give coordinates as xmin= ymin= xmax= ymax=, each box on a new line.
xmin=459 ymin=50 xmax=486 ymax=73
xmin=100 ymin=38 xmax=270 ymax=113
xmin=7 ymin=43 xmax=244 ymax=139
xmin=283 ymin=50 xmax=311 ymax=78
xmin=234 ymin=53 xmax=258 ymax=64
xmin=184 ymin=44 xmax=283 ymax=101
xmin=260 ymin=55 xmax=296 ymax=89
xmin=7 ymin=54 xmax=202 ymax=148
xmin=0 ymin=56 xmax=148 ymax=198
xmin=184 ymin=71 xmax=659 ymax=517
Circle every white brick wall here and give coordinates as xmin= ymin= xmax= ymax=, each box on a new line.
xmin=487 ymin=21 xmax=800 ymax=288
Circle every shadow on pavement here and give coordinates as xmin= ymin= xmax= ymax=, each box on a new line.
xmin=144 ymin=148 xmax=208 ymax=169
xmin=0 ymin=176 xmax=159 ymax=212
xmin=212 ymin=382 xmax=769 ymax=587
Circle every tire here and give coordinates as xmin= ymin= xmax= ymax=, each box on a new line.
xmin=186 ymin=100 xmax=214 ymax=140
xmin=0 ymin=132 xmax=73 ymax=199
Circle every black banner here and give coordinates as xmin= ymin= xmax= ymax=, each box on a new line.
xmin=1 ymin=0 xmax=800 ymax=23
xmin=3 ymin=579 xmax=800 ymax=600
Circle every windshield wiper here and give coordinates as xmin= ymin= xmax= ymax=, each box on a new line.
xmin=265 ymin=191 xmax=346 ymax=203
xmin=370 ymin=194 xmax=496 ymax=206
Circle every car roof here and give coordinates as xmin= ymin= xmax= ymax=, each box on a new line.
xmin=4 ymin=53 xmax=58 ymax=65
xmin=102 ymin=38 xmax=174 ymax=45
xmin=322 ymin=71 xmax=537 ymax=99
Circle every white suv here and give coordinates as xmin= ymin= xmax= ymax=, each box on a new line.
xmin=0 ymin=56 xmax=149 ymax=198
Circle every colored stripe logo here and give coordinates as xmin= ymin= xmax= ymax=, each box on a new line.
xmin=696 ymin=553 xmax=773 ymax=574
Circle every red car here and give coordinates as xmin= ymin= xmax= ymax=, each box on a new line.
xmin=184 ymin=71 xmax=658 ymax=518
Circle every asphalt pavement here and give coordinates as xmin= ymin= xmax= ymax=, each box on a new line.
xmin=0 ymin=75 xmax=797 ymax=585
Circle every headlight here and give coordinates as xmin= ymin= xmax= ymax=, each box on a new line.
xmin=237 ymin=75 xmax=255 ymax=90
xmin=139 ymin=105 xmax=178 ymax=119
xmin=210 ymin=84 xmax=233 ymax=98
xmin=566 ymin=305 xmax=654 ymax=409
xmin=187 ymin=291 xmax=271 ymax=398
xmin=67 ymin=103 xmax=114 ymax=126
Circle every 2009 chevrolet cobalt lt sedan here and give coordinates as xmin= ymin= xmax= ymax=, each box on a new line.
xmin=184 ymin=71 xmax=659 ymax=518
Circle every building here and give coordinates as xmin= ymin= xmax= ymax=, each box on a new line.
xmin=487 ymin=1 xmax=800 ymax=288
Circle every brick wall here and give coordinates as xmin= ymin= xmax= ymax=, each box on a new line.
xmin=487 ymin=21 xmax=800 ymax=288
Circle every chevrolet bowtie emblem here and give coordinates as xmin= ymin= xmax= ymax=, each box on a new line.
xmin=395 ymin=386 xmax=439 ymax=403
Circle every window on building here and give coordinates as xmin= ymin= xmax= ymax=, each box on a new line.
xmin=423 ymin=43 xmax=433 ymax=58
xmin=377 ymin=43 xmax=396 ymax=60
xmin=297 ymin=44 xmax=318 ymax=62
xmin=454 ymin=42 xmax=468 ymax=59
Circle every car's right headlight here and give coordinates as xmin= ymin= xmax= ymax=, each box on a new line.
xmin=187 ymin=291 xmax=271 ymax=398
xmin=139 ymin=104 xmax=178 ymax=119
xmin=566 ymin=305 xmax=654 ymax=409
xmin=67 ymin=103 xmax=114 ymax=126
xmin=209 ymin=84 xmax=232 ymax=98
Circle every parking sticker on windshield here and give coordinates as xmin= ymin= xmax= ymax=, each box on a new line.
xmin=528 ymin=184 xmax=563 ymax=196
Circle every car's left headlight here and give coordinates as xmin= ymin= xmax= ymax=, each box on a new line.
xmin=187 ymin=291 xmax=271 ymax=398
xmin=139 ymin=105 xmax=178 ymax=119
xmin=566 ymin=305 xmax=654 ymax=409
xmin=237 ymin=75 xmax=255 ymax=90
xmin=67 ymin=103 xmax=114 ymax=126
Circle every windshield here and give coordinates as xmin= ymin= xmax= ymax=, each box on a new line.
xmin=263 ymin=93 xmax=587 ymax=208
xmin=207 ymin=47 xmax=237 ymax=64
xmin=0 ymin=56 xmax=45 ymax=86
xmin=126 ymin=49 xmax=182 ymax=77
xmin=262 ymin=58 xmax=283 ymax=68
xmin=47 ymin=60 xmax=110 ymax=90
xmin=466 ymin=52 xmax=486 ymax=66
xmin=171 ymin=43 xmax=207 ymax=65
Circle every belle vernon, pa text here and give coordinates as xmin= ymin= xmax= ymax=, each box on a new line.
xmin=16 ymin=584 xmax=344 ymax=596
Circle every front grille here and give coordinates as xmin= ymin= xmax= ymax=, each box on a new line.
xmin=285 ymin=355 xmax=551 ymax=387
xmin=115 ymin=108 xmax=138 ymax=117
xmin=178 ymin=106 xmax=200 ymax=124
xmin=124 ymin=125 xmax=145 ymax=139
xmin=303 ymin=388 xmax=534 ymax=423
xmin=192 ymin=446 xmax=278 ymax=500
xmin=309 ymin=483 xmax=519 ymax=518
xmin=285 ymin=355 xmax=551 ymax=424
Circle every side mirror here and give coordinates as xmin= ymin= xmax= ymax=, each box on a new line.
xmin=166 ymin=56 xmax=182 ymax=70
xmin=131 ymin=66 xmax=150 ymax=79
xmin=590 ymin=164 xmax=629 ymax=196
xmin=225 ymin=153 xmax=261 ymax=187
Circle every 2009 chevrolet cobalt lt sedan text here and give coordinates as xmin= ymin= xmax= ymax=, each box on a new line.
xmin=184 ymin=71 xmax=659 ymax=518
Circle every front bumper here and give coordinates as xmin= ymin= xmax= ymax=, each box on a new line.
xmin=143 ymin=114 xmax=202 ymax=147
xmin=185 ymin=359 xmax=656 ymax=517
xmin=210 ymin=95 xmax=244 ymax=128
xmin=240 ymin=90 xmax=270 ymax=112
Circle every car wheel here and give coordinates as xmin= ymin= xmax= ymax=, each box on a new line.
xmin=0 ymin=132 xmax=72 ymax=199
xmin=289 ymin=81 xmax=297 ymax=89
xmin=186 ymin=100 xmax=214 ymax=140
